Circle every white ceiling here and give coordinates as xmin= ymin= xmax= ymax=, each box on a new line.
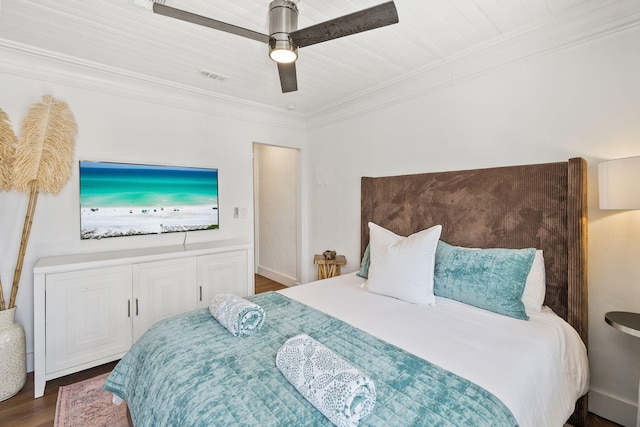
xmin=0 ymin=0 xmax=596 ymax=114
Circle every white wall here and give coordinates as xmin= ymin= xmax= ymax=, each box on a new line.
xmin=255 ymin=144 xmax=299 ymax=285
xmin=0 ymin=57 xmax=308 ymax=372
xmin=306 ymin=28 xmax=640 ymax=426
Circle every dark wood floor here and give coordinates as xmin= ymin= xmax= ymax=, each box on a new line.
xmin=254 ymin=273 xmax=287 ymax=293
xmin=0 ymin=275 xmax=620 ymax=427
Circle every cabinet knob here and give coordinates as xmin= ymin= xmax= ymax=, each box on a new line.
xmin=199 ymin=286 xmax=203 ymax=302
xmin=127 ymin=299 xmax=131 ymax=318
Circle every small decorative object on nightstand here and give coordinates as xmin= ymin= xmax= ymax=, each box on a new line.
xmin=605 ymin=311 xmax=640 ymax=427
xmin=314 ymin=253 xmax=347 ymax=280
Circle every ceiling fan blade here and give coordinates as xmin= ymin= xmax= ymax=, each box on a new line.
xmin=152 ymin=3 xmax=269 ymax=44
xmin=290 ymin=1 xmax=398 ymax=48
xmin=277 ymin=62 xmax=298 ymax=93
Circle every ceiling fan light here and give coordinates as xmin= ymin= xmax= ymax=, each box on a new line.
xmin=270 ymin=47 xmax=297 ymax=63
xmin=269 ymin=38 xmax=298 ymax=63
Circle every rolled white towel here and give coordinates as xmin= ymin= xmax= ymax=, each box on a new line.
xmin=208 ymin=294 xmax=265 ymax=337
xmin=276 ymin=334 xmax=376 ymax=427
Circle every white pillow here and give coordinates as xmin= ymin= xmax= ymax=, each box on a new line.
xmin=522 ymin=250 xmax=546 ymax=314
xmin=366 ymin=222 xmax=442 ymax=305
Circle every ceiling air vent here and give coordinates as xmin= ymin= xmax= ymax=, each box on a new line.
xmin=199 ymin=70 xmax=227 ymax=82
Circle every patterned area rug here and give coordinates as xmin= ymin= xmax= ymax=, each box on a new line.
xmin=55 ymin=372 xmax=129 ymax=427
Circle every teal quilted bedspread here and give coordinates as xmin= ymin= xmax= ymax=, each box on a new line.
xmin=104 ymin=292 xmax=518 ymax=426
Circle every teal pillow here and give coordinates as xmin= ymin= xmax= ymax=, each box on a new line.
xmin=356 ymin=244 xmax=370 ymax=279
xmin=433 ymin=241 xmax=535 ymax=320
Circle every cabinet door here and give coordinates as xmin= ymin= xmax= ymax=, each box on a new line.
xmin=133 ymin=257 xmax=197 ymax=341
xmin=45 ymin=265 xmax=133 ymax=374
xmin=197 ymin=251 xmax=248 ymax=308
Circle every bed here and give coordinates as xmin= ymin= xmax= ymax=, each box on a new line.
xmin=105 ymin=158 xmax=589 ymax=426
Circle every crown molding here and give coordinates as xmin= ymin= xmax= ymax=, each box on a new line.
xmin=304 ymin=0 xmax=640 ymax=129
xmin=0 ymin=39 xmax=307 ymax=131
xmin=0 ymin=0 xmax=637 ymax=131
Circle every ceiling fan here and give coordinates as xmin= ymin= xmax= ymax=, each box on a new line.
xmin=152 ymin=0 xmax=399 ymax=93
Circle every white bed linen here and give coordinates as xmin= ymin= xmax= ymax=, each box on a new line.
xmin=278 ymin=272 xmax=589 ymax=427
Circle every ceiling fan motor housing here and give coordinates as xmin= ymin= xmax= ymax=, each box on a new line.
xmin=268 ymin=0 xmax=299 ymax=63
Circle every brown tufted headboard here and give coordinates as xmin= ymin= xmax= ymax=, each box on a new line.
xmin=361 ymin=158 xmax=588 ymax=425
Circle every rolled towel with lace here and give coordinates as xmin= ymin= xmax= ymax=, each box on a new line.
xmin=208 ymin=294 xmax=265 ymax=337
xmin=276 ymin=334 xmax=376 ymax=427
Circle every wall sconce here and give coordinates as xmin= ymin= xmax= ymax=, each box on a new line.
xmin=598 ymin=156 xmax=640 ymax=210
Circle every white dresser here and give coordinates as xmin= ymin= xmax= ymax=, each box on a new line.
xmin=33 ymin=240 xmax=253 ymax=398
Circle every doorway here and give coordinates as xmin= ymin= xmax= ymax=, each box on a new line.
xmin=253 ymin=143 xmax=300 ymax=286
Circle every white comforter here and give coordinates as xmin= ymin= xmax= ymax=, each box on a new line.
xmin=279 ymin=273 xmax=589 ymax=427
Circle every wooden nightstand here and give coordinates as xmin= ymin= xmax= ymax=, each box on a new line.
xmin=605 ymin=311 xmax=640 ymax=427
xmin=313 ymin=254 xmax=347 ymax=280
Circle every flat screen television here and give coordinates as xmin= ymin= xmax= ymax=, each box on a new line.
xmin=79 ymin=160 xmax=219 ymax=240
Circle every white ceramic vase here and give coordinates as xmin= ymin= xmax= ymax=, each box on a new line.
xmin=0 ymin=307 xmax=27 ymax=402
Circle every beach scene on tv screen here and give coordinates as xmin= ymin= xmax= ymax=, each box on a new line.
xmin=80 ymin=161 xmax=219 ymax=239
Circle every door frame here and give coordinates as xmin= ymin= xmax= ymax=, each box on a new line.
xmin=252 ymin=143 xmax=301 ymax=286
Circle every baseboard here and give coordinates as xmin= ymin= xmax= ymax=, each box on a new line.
xmin=589 ymin=386 xmax=637 ymax=427
xmin=256 ymin=266 xmax=297 ymax=287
